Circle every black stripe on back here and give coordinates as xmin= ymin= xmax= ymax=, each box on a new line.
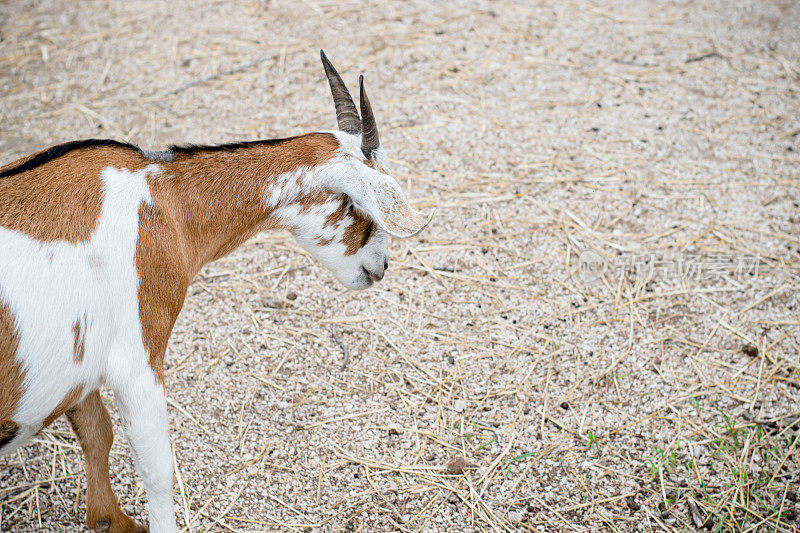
xmin=1 ymin=134 xmax=315 ymax=178
xmin=0 ymin=139 xmax=142 ymax=178
xmin=169 ymin=135 xmax=303 ymax=156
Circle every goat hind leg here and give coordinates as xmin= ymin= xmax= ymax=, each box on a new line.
xmin=66 ymin=391 xmax=147 ymax=533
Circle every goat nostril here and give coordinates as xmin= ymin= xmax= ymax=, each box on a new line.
xmin=362 ymin=265 xmax=384 ymax=283
xmin=384 ymin=259 xmax=388 ymax=270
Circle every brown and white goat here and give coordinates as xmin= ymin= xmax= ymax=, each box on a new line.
xmin=0 ymin=51 xmax=431 ymax=533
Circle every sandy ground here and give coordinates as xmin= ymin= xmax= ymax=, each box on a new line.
xmin=1 ymin=0 xmax=799 ymax=531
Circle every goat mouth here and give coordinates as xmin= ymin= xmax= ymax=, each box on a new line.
xmin=361 ymin=266 xmax=377 ymax=284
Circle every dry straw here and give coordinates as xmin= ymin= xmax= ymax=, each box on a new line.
xmin=1 ymin=0 xmax=799 ymax=531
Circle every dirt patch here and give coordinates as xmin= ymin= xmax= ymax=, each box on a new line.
xmin=1 ymin=0 xmax=799 ymax=531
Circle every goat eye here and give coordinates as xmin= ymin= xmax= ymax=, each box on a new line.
xmin=361 ymin=221 xmax=374 ymax=247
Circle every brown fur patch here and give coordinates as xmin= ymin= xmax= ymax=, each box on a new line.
xmin=72 ymin=316 xmax=86 ymax=363
xmin=295 ymin=191 xmax=374 ymax=250
xmin=137 ymin=133 xmax=339 ymax=383
xmin=43 ymin=385 xmax=84 ymax=428
xmin=0 ymin=146 xmax=143 ymax=243
xmin=299 ymin=191 xmax=333 ymax=214
xmin=341 ymin=205 xmax=374 ymax=255
xmin=134 ymin=199 xmax=191 ymax=385
xmin=0 ymin=420 xmax=18 ymax=448
xmin=0 ymin=300 xmax=25 ymax=422
xmin=316 ymin=193 xmax=374 ymax=255
xmin=323 ymin=198 xmax=348 ymax=228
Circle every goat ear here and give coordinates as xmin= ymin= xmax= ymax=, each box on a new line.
xmin=330 ymin=167 xmax=433 ymax=239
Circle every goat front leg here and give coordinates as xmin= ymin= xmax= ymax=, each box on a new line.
xmin=114 ymin=375 xmax=177 ymax=533
xmin=66 ymin=391 xmax=147 ymax=533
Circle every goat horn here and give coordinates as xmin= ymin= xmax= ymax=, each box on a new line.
xmin=320 ymin=50 xmax=361 ymax=134
xmin=359 ymin=75 xmax=380 ymax=157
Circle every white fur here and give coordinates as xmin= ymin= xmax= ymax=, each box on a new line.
xmin=0 ymin=165 xmax=177 ymax=533
xmin=258 ymin=132 xmax=429 ymax=289
xmin=273 ymin=196 xmax=389 ymax=289
xmin=323 ymin=132 xmax=432 ymax=237
xmin=326 ymin=130 xmax=389 ymax=174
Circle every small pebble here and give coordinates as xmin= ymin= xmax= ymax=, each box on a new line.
xmin=626 ymin=496 xmax=640 ymax=511
xmin=742 ymin=344 xmax=758 ymax=357
xmin=445 ymin=455 xmax=473 ymax=474
xmin=454 ymin=399 xmax=467 ymax=413
xmin=508 ymin=507 xmax=525 ymax=522
xmin=261 ymin=296 xmax=289 ymax=309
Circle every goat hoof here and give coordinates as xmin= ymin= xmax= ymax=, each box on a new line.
xmin=90 ymin=515 xmax=147 ymax=532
